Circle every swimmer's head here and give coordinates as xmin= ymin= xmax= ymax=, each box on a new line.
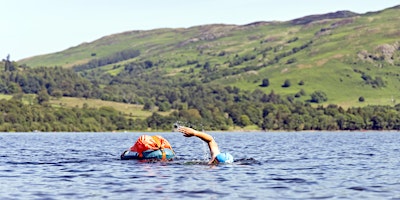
xmin=216 ymin=152 xmax=234 ymax=164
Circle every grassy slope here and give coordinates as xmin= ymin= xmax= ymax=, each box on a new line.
xmin=49 ymin=97 xmax=174 ymax=119
xmin=0 ymin=93 xmax=172 ymax=120
xmin=20 ymin=6 xmax=400 ymax=108
xmin=224 ymin=8 xmax=400 ymax=107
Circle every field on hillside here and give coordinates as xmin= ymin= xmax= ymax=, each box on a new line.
xmin=0 ymin=94 xmax=170 ymax=120
xmin=50 ymin=97 xmax=174 ymax=119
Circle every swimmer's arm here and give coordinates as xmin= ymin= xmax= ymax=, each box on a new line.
xmin=178 ymin=126 xmax=220 ymax=157
xmin=195 ymin=131 xmax=220 ymax=158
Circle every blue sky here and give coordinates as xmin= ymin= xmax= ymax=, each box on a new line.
xmin=1 ymin=0 xmax=399 ymax=61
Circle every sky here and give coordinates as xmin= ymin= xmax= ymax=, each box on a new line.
xmin=2 ymin=0 xmax=399 ymax=61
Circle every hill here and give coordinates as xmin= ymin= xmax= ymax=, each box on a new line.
xmin=0 ymin=5 xmax=397 ymax=131
xmin=19 ymin=5 xmax=400 ymax=108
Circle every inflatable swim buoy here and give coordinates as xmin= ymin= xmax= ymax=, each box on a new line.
xmin=121 ymin=135 xmax=175 ymax=160
xmin=120 ymin=149 xmax=175 ymax=160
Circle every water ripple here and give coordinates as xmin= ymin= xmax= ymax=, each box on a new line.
xmin=1 ymin=132 xmax=400 ymax=199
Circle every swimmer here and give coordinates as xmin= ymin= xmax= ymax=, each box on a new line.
xmin=176 ymin=126 xmax=233 ymax=164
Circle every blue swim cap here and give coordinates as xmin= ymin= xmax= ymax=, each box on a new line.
xmin=216 ymin=152 xmax=234 ymax=163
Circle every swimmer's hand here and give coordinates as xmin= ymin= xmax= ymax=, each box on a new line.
xmin=177 ymin=126 xmax=197 ymax=137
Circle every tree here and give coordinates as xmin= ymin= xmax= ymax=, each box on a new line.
xmin=299 ymin=89 xmax=306 ymax=96
xmin=374 ymin=76 xmax=385 ymax=88
xmin=282 ymin=79 xmax=291 ymax=88
xmin=143 ymin=101 xmax=154 ymax=111
xmin=240 ymin=115 xmax=252 ymax=127
xmin=6 ymin=82 xmax=21 ymax=94
xmin=158 ymin=101 xmax=171 ymax=112
xmin=310 ymin=90 xmax=328 ymax=103
xmin=144 ymin=60 xmax=153 ymax=68
xmin=286 ymin=58 xmax=297 ymax=64
xmin=37 ymin=89 xmax=50 ymax=105
xmin=287 ymin=113 xmax=305 ymax=131
xmin=260 ymin=78 xmax=270 ymax=87
xmin=51 ymin=89 xmax=63 ymax=99
xmin=4 ymin=54 xmax=11 ymax=71
xmin=203 ymin=62 xmax=210 ymax=71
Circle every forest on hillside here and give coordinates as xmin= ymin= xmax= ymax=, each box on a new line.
xmin=1 ymin=58 xmax=400 ymax=132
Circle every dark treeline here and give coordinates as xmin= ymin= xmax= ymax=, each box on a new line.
xmin=0 ymin=66 xmax=95 ymax=98
xmin=0 ymin=90 xmax=400 ymax=132
xmin=73 ymin=49 xmax=140 ymax=72
xmin=1 ymin=59 xmax=400 ymax=131
xmin=0 ymin=99 xmax=130 ymax=132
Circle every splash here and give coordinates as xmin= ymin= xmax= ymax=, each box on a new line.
xmin=172 ymin=121 xmax=204 ymax=131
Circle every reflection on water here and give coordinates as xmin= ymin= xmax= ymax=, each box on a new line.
xmin=0 ymin=131 xmax=400 ymax=199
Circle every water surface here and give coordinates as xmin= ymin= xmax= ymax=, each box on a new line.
xmin=1 ymin=131 xmax=399 ymax=199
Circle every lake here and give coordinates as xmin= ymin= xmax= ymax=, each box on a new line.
xmin=0 ymin=131 xmax=399 ymax=199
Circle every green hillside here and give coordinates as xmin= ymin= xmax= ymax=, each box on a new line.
xmin=20 ymin=5 xmax=400 ymax=108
